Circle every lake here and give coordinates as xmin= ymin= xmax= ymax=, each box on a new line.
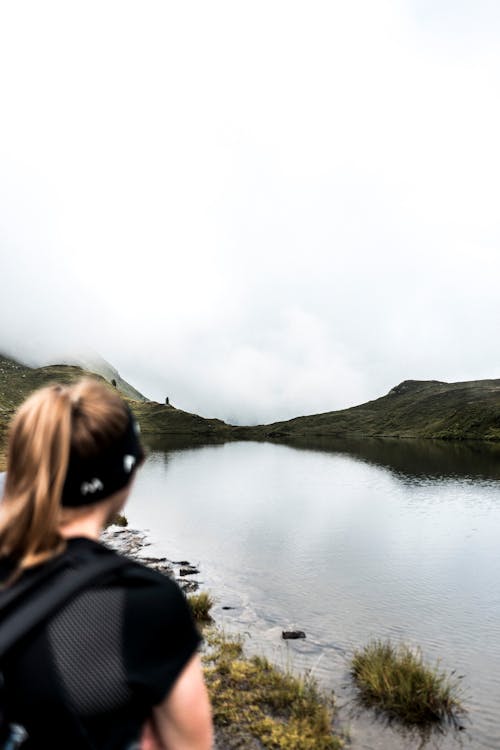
xmin=127 ymin=437 xmax=500 ymax=750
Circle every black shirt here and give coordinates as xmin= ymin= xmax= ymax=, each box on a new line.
xmin=1 ymin=537 xmax=201 ymax=750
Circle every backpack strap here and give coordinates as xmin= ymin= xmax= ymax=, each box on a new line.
xmin=0 ymin=552 xmax=132 ymax=658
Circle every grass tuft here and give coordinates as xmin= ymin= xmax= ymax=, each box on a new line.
xmin=351 ymin=639 xmax=465 ymax=726
xmin=104 ymin=513 xmax=128 ymax=529
xmin=203 ymin=628 xmax=343 ymax=749
xmin=188 ymin=591 xmax=214 ymax=622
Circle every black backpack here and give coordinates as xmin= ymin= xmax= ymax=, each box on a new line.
xmin=0 ymin=546 xmax=132 ymax=749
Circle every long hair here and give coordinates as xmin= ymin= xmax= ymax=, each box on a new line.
xmin=0 ymin=378 xmax=130 ymax=574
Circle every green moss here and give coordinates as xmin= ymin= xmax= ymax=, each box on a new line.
xmin=113 ymin=513 xmax=128 ymax=527
xmin=351 ymin=639 xmax=465 ymax=726
xmin=103 ymin=513 xmax=128 ymax=529
xmin=203 ymin=629 xmax=343 ymax=749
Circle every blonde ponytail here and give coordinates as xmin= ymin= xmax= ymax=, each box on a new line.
xmin=0 ymin=378 xmax=129 ymax=576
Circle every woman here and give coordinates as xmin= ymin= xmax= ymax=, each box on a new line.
xmin=0 ymin=379 xmax=213 ymax=750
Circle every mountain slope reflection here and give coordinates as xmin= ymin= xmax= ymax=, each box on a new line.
xmin=271 ymin=437 xmax=500 ymax=482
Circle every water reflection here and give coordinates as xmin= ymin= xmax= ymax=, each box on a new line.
xmin=343 ymin=698 xmax=470 ymax=750
xmin=130 ymin=437 xmax=500 ymax=750
xmin=272 ymin=436 xmax=500 ymax=482
xmin=143 ymin=434 xmax=500 ymax=482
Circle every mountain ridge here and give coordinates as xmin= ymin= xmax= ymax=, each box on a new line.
xmin=248 ymin=377 xmax=500 ymax=441
xmin=2 ymin=354 xmax=500 ymax=472
xmin=0 ymin=354 xmax=235 ymax=469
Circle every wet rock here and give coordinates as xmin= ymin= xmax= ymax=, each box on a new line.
xmin=101 ymin=527 xmax=200 ymax=593
xmin=282 ymin=630 xmax=306 ymax=640
xmin=179 ymin=567 xmax=200 ymax=576
xmin=101 ymin=527 xmax=150 ymax=558
xmin=178 ymin=579 xmax=199 ymax=593
xmin=144 ymin=561 xmax=174 ymax=576
xmin=101 ymin=528 xmax=173 ymax=576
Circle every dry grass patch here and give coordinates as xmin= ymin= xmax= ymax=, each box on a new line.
xmin=203 ymin=629 xmax=343 ymax=750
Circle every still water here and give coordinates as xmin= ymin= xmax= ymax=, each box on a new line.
xmin=127 ymin=438 xmax=500 ymax=750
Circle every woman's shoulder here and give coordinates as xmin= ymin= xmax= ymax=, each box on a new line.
xmin=68 ymin=536 xmax=183 ymax=594
xmin=65 ymin=537 xmax=200 ymax=660
xmin=96 ymin=539 xmax=203 ymax=704
xmin=120 ymin=558 xmax=193 ymax=624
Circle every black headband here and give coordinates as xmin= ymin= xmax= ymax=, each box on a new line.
xmin=61 ymin=408 xmax=145 ymax=508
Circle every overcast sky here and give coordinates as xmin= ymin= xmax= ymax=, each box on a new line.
xmin=0 ymin=1 xmax=499 ymax=425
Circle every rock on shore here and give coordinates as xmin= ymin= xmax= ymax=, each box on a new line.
xmin=100 ymin=525 xmax=200 ymax=593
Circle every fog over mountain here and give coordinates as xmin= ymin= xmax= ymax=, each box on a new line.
xmin=1 ymin=1 xmax=499 ymax=425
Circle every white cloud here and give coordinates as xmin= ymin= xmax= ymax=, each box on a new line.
xmin=0 ymin=1 xmax=499 ymax=423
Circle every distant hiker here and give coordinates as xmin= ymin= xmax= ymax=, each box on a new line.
xmin=111 ymin=378 xmax=117 ymax=387
xmin=165 ymin=396 xmax=169 ymax=405
xmin=0 ymin=379 xmax=213 ymax=750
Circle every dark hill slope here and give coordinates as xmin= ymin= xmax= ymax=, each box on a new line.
xmin=59 ymin=353 xmax=148 ymax=402
xmin=248 ymin=379 xmax=500 ymax=441
xmin=0 ymin=356 xmax=94 ymax=413
xmin=131 ymin=400 xmax=234 ymax=437
xmin=0 ymin=355 xmax=236 ymax=469
xmin=0 ymin=354 xmax=150 ymax=414
xmin=3 ymin=356 xmax=500 ymax=470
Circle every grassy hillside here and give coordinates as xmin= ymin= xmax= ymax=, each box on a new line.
xmin=0 ymin=354 xmax=236 ymax=469
xmin=0 ymin=356 xmax=96 ymax=467
xmin=59 ymin=353 xmax=148 ymax=402
xmin=3 ymin=356 xmax=500 ymax=473
xmin=249 ymin=379 xmax=500 ymax=441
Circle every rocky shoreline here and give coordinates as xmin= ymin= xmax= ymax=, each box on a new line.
xmin=99 ymin=525 xmax=333 ymax=750
xmin=101 ymin=525 xmax=230 ymax=750
xmin=100 ymin=525 xmax=201 ymax=593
